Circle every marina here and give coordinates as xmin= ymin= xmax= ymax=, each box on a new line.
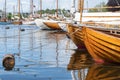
xmin=0 ymin=23 xmax=119 ymax=80
xmin=0 ymin=0 xmax=120 ymax=80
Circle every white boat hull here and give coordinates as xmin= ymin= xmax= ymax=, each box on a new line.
xmin=35 ymin=19 xmax=50 ymax=29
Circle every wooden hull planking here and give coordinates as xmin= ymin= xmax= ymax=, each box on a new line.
xmin=67 ymin=24 xmax=86 ymax=49
xmin=43 ymin=22 xmax=61 ymax=30
xmin=82 ymin=27 xmax=120 ymax=64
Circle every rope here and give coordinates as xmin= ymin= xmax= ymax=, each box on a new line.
xmin=69 ymin=28 xmax=82 ymax=35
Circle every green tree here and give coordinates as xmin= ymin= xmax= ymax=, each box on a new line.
xmin=7 ymin=13 xmax=12 ymax=20
xmin=88 ymin=2 xmax=108 ymax=12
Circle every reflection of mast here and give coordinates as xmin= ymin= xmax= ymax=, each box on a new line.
xmin=18 ymin=27 xmax=21 ymax=56
xmin=30 ymin=29 xmax=33 ymax=56
xmin=4 ymin=29 xmax=7 ymax=52
xmin=71 ymin=70 xmax=77 ymax=80
xmin=39 ymin=31 xmax=42 ymax=59
xmin=55 ymin=34 xmax=59 ymax=67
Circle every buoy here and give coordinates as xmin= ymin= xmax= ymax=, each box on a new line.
xmin=5 ymin=26 xmax=10 ymax=29
xmin=2 ymin=54 xmax=15 ymax=70
xmin=20 ymin=29 xmax=25 ymax=31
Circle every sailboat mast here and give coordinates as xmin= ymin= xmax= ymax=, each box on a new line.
xmin=78 ymin=0 xmax=80 ymax=12
xmin=18 ymin=0 xmax=21 ymax=19
xmin=56 ymin=0 xmax=58 ymax=17
xmin=70 ymin=0 xmax=75 ymax=14
xmin=40 ymin=0 xmax=42 ymax=17
xmin=4 ymin=0 xmax=6 ymax=20
xmin=30 ymin=0 xmax=33 ymax=17
xmin=80 ymin=0 xmax=84 ymax=24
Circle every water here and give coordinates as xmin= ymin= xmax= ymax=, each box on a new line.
xmin=0 ymin=24 xmax=120 ymax=80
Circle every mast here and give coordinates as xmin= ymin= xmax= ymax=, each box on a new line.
xmin=40 ymin=0 xmax=42 ymax=17
xmin=80 ymin=0 xmax=84 ymax=24
xmin=30 ymin=0 xmax=33 ymax=17
xmin=56 ymin=0 xmax=58 ymax=17
xmin=70 ymin=0 xmax=75 ymax=14
xmin=78 ymin=0 xmax=80 ymax=12
xmin=18 ymin=0 xmax=21 ymax=19
xmin=4 ymin=0 xmax=6 ymax=20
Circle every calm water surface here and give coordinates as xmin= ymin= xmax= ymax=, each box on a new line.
xmin=0 ymin=24 xmax=120 ymax=80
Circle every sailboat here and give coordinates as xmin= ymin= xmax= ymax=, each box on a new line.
xmin=35 ymin=0 xmax=65 ymax=30
xmin=12 ymin=0 xmax=22 ymax=25
xmin=22 ymin=0 xmax=35 ymax=25
xmin=0 ymin=0 xmax=7 ymax=22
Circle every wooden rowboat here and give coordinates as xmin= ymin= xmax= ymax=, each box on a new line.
xmin=82 ymin=26 xmax=120 ymax=64
xmin=43 ymin=21 xmax=61 ymax=30
xmin=12 ymin=21 xmax=22 ymax=25
xmin=67 ymin=23 xmax=86 ymax=49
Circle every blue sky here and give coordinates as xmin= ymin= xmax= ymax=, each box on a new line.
xmin=0 ymin=0 xmax=108 ymax=13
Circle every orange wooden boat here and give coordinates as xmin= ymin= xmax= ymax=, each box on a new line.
xmin=12 ymin=21 xmax=22 ymax=25
xmin=67 ymin=23 xmax=86 ymax=49
xmin=86 ymin=64 xmax=120 ymax=80
xmin=43 ymin=21 xmax=61 ymax=30
xmin=82 ymin=26 xmax=120 ymax=64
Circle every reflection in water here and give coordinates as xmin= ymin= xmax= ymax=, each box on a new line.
xmin=67 ymin=50 xmax=93 ymax=80
xmin=86 ymin=64 xmax=120 ymax=80
xmin=67 ymin=50 xmax=93 ymax=70
xmin=0 ymin=25 xmax=120 ymax=80
xmin=18 ymin=26 xmax=21 ymax=56
xmin=68 ymin=50 xmax=120 ymax=80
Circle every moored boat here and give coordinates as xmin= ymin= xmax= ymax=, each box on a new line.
xmin=43 ymin=20 xmax=62 ymax=30
xmin=12 ymin=20 xmax=22 ymax=25
xmin=82 ymin=26 xmax=120 ymax=64
xmin=67 ymin=23 xmax=86 ymax=49
xmin=34 ymin=19 xmax=50 ymax=29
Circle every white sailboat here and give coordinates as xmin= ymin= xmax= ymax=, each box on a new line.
xmin=12 ymin=0 xmax=22 ymax=25
xmin=35 ymin=0 xmax=64 ymax=30
xmin=22 ymin=0 xmax=35 ymax=25
xmin=34 ymin=0 xmax=50 ymax=29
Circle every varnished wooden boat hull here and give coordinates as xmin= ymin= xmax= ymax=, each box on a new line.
xmin=67 ymin=24 xmax=86 ymax=49
xmin=43 ymin=22 xmax=61 ymax=30
xmin=82 ymin=27 xmax=120 ymax=64
xmin=12 ymin=21 xmax=22 ymax=25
